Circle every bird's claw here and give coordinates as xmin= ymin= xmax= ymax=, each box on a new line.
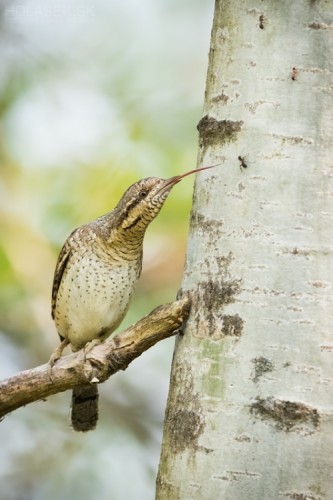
xmin=47 ymin=338 xmax=69 ymax=382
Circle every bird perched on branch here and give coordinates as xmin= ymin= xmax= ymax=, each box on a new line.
xmin=50 ymin=165 xmax=215 ymax=432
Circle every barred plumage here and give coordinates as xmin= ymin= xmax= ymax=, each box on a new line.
xmin=49 ymin=166 xmax=215 ymax=431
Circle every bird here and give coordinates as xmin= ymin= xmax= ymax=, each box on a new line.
xmin=50 ymin=165 xmax=215 ymax=432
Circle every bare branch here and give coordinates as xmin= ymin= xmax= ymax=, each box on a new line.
xmin=0 ymin=295 xmax=190 ymax=420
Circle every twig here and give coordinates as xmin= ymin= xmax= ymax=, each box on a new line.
xmin=0 ymin=295 xmax=190 ymax=419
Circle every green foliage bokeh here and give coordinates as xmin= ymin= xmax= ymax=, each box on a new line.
xmin=0 ymin=1 xmax=213 ymax=499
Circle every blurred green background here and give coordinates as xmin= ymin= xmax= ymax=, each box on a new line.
xmin=0 ymin=1 xmax=213 ymax=498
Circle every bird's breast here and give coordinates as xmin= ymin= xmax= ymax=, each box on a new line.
xmin=54 ymin=251 xmax=141 ymax=350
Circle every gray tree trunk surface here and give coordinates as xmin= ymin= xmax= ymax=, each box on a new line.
xmin=156 ymin=1 xmax=333 ymax=499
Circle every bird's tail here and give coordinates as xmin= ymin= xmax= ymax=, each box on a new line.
xmin=71 ymin=385 xmax=99 ymax=432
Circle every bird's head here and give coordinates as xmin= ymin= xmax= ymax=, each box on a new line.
xmin=115 ymin=165 xmax=216 ymax=232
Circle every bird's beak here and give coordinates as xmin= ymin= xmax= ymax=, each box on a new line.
xmin=159 ymin=164 xmax=217 ymax=194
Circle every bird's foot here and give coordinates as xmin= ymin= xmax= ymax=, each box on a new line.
xmin=48 ymin=338 xmax=69 ymax=381
xmin=83 ymin=339 xmax=102 ymax=361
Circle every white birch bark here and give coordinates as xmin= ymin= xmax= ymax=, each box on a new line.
xmin=156 ymin=0 xmax=333 ymax=498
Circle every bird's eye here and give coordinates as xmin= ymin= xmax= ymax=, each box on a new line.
xmin=140 ymin=190 xmax=148 ymax=198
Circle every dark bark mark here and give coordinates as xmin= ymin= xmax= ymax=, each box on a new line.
xmin=169 ymin=410 xmax=204 ymax=448
xmin=198 ymin=278 xmax=242 ymax=335
xmin=202 ymin=278 xmax=240 ymax=308
xmin=321 ymin=345 xmax=333 ymax=353
xmin=164 ymin=362 xmax=204 ymax=454
xmin=214 ymin=253 xmax=234 ymax=270
xmin=190 ymin=211 xmax=223 ymax=233
xmin=284 ymin=492 xmax=321 ymax=500
xmin=251 ymin=356 xmax=274 ymax=383
xmin=197 ymin=115 xmax=243 ymax=149
xmin=234 ymin=433 xmax=252 ymax=442
xmin=214 ymin=470 xmax=261 ymax=481
xmin=308 ymin=21 xmax=330 ymax=30
xmin=271 ymin=133 xmax=313 ymax=145
xmin=291 ymin=247 xmax=311 ymax=257
xmin=221 ymin=314 xmax=244 ymax=337
xmin=250 ymin=397 xmax=320 ymax=432
xmin=211 ymin=92 xmax=229 ymax=104
xmin=188 ymin=253 xmax=242 ymax=338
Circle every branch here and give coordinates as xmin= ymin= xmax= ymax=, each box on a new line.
xmin=0 ymin=295 xmax=190 ymax=419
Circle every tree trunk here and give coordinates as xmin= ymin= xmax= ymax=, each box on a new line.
xmin=156 ymin=1 xmax=333 ymax=499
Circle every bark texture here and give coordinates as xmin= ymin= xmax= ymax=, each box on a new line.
xmin=157 ymin=0 xmax=333 ymax=498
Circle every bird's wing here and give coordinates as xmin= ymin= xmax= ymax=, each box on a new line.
xmin=51 ymin=229 xmax=77 ymax=320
